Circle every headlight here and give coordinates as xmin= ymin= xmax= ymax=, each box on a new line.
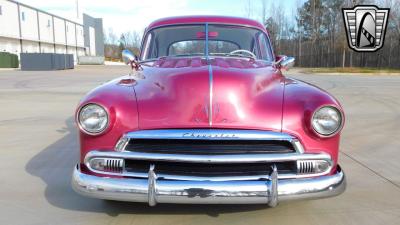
xmin=312 ymin=106 xmax=342 ymax=136
xmin=78 ymin=104 xmax=109 ymax=135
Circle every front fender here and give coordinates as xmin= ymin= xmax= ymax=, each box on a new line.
xmin=76 ymin=77 xmax=139 ymax=163
xmin=282 ymin=78 xmax=345 ymax=166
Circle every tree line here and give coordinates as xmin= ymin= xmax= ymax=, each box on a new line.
xmin=262 ymin=0 xmax=400 ymax=68
xmin=103 ymin=0 xmax=400 ymax=68
xmin=103 ymin=28 xmax=142 ymax=61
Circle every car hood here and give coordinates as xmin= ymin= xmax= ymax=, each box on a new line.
xmin=133 ymin=57 xmax=284 ymax=131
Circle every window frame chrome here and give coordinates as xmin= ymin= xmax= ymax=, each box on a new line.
xmin=139 ymin=23 xmax=275 ymax=62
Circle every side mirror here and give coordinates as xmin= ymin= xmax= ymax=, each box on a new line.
xmin=122 ymin=49 xmax=137 ymax=65
xmin=122 ymin=49 xmax=142 ymax=72
xmin=275 ymin=55 xmax=295 ymax=70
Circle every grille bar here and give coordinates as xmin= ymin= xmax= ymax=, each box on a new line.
xmin=86 ymin=151 xmax=331 ymax=164
xmin=85 ymin=151 xmax=333 ymax=180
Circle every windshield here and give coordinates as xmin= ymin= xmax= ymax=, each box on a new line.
xmin=141 ymin=24 xmax=274 ymax=61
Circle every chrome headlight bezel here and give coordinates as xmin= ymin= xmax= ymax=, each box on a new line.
xmin=77 ymin=103 xmax=109 ymax=135
xmin=311 ymin=106 xmax=343 ymax=137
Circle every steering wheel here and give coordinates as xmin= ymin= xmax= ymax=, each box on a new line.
xmin=229 ymin=49 xmax=257 ymax=59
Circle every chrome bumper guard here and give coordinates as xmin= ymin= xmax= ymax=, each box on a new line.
xmin=72 ymin=164 xmax=346 ymax=207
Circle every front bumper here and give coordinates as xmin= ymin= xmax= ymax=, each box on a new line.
xmin=72 ymin=164 xmax=346 ymax=207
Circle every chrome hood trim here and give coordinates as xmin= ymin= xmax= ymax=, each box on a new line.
xmin=123 ymin=129 xmax=295 ymax=140
xmin=116 ymin=129 xmax=304 ymax=153
xmin=208 ymin=64 xmax=213 ymax=126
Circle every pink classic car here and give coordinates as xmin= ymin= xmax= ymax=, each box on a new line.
xmin=72 ymin=16 xmax=346 ymax=207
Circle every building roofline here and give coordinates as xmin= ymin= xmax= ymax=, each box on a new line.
xmin=7 ymin=0 xmax=84 ymax=26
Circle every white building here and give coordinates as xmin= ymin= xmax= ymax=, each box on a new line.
xmin=0 ymin=0 xmax=103 ymax=61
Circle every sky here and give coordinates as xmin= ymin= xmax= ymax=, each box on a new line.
xmin=17 ymin=0 xmax=304 ymax=36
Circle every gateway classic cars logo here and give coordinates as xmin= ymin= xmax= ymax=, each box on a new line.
xmin=342 ymin=5 xmax=390 ymax=52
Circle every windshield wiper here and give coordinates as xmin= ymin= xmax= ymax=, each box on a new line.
xmin=209 ymin=52 xmax=256 ymax=60
xmin=168 ymin=53 xmax=204 ymax=57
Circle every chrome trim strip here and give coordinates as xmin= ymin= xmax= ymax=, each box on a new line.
xmin=291 ymin=139 xmax=305 ymax=154
xmin=84 ymin=151 xmax=333 ymax=180
xmin=268 ymin=165 xmax=278 ymax=207
xmin=85 ymin=151 xmax=332 ymax=164
xmin=72 ymin=164 xmax=346 ymax=205
xmin=115 ymin=136 xmax=129 ymax=152
xmin=82 ymin=169 xmax=331 ymax=181
xmin=148 ymin=164 xmax=157 ymax=206
xmin=123 ymin=129 xmax=296 ymax=141
xmin=205 ymin=23 xmax=213 ymax=126
xmin=208 ymin=64 xmax=213 ymax=127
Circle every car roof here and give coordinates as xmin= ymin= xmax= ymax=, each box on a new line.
xmin=147 ymin=15 xmax=267 ymax=31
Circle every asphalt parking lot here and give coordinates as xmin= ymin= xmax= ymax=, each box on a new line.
xmin=0 ymin=66 xmax=399 ymax=225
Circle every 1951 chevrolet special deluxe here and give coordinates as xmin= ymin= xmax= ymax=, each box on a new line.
xmin=72 ymin=16 xmax=346 ymax=207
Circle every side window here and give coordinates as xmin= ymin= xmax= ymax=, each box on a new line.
xmin=141 ymin=33 xmax=152 ymax=60
xmin=250 ymin=38 xmax=259 ymax=58
xmin=257 ymin=33 xmax=273 ymax=61
xmin=151 ymin=38 xmax=159 ymax=59
xmin=21 ymin=12 xmax=25 ymax=21
xmin=0 ymin=5 xmax=3 ymax=15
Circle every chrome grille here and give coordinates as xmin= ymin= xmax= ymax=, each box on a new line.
xmin=120 ymin=129 xmax=300 ymax=154
xmin=124 ymin=139 xmax=296 ymax=155
xmin=82 ymin=129 xmax=334 ymax=179
xmin=114 ymin=130 xmax=299 ymax=178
